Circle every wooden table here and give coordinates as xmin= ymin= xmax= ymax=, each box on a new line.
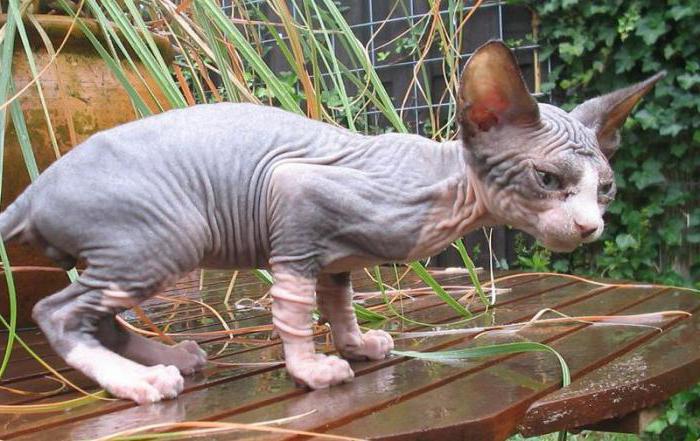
xmin=1 ymin=269 xmax=698 ymax=440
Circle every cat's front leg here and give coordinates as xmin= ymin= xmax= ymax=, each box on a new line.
xmin=271 ymin=270 xmax=354 ymax=389
xmin=317 ymin=272 xmax=394 ymax=361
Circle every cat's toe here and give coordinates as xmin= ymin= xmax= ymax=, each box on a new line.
xmin=106 ymin=378 xmax=162 ymax=404
xmin=361 ymin=329 xmax=394 ymax=360
xmin=287 ymin=354 xmax=354 ymax=389
xmin=339 ymin=329 xmax=394 ymax=361
xmin=143 ymin=364 xmax=184 ymax=399
xmin=100 ymin=364 xmax=183 ymax=404
xmin=174 ymin=340 xmax=208 ymax=374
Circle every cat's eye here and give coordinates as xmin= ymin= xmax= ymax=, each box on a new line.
xmin=536 ymin=170 xmax=562 ymax=191
xmin=599 ymin=181 xmax=614 ymax=195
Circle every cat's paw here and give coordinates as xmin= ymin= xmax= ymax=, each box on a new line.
xmin=173 ymin=340 xmax=208 ymax=375
xmin=286 ymin=353 xmax=354 ymax=389
xmin=338 ymin=329 xmax=394 ymax=361
xmin=101 ymin=364 xmax=184 ymax=404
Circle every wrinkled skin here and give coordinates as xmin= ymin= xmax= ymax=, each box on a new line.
xmin=466 ymin=105 xmax=616 ymax=252
xmin=0 ymin=42 xmax=663 ymax=403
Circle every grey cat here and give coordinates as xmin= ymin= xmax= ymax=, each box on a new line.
xmin=0 ymin=42 xmax=663 ymax=403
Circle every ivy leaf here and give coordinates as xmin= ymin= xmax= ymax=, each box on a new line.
xmin=659 ymin=123 xmax=683 ymax=136
xmin=659 ymin=218 xmax=684 ymax=246
xmin=630 ymin=159 xmax=666 ymax=190
xmin=632 ymin=108 xmax=657 ymax=129
xmin=670 ymin=143 xmax=688 ymax=157
xmin=552 ymin=259 xmax=570 ymax=272
xmin=635 ymin=14 xmax=669 ymax=45
xmin=693 ymin=129 xmax=700 ymax=145
xmin=615 ymin=233 xmax=639 ymax=250
xmin=690 ymin=209 xmax=700 ymax=228
xmin=645 ymin=418 xmax=668 ymax=434
xmin=558 ymin=41 xmax=585 ymax=62
xmin=677 ymin=73 xmax=700 ymax=90
xmin=668 ymin=4 xmax=697 ymax=21
xmin=614 ymin=49 xmax=635 ymax=73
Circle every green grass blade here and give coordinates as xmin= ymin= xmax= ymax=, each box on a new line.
xmin=199 ymin=1 xmax=302 ymax=113
xmin=8 ymin=87 xmax=39 ymax=179
xmin=0 ymin=237 xmax=18 ymax=379
xmin=252 ymin=269 xmax=273 ymax=285
xmin=100 ymin=0 xmax=185 ymax=108
xmin=0 ymin=1 xmax=19 ymax=380
xmin=7 ymin=0 xmax=40 ymax=180
xmin=453 ymin=238 xmax=490 ymax=308
xmin=407 ymin=261 xmax=472 ymax=318
xmin=155 ymin=1 xmax=257 ymax=103
xmin=15 ymin=12 xmax=61 ymax=160
xmin=320 ymin=0 xmax=405 ymax=132
xmin=302 ymin=0 xmax=356 ymax=129
xmin=373 ymin=265 xmax=456 ymax=327
xmin=353 ymin=302 xmax=387 ymax=322
xmin=83 ymin=0 xmax=168 ymax=113
xmin=191 ymin=2 xmax=239 ymax=102
xmin=394 ymin=341 xmax=571 ymax=386
xmin=57 ymin=0 xmax=152 ymax=117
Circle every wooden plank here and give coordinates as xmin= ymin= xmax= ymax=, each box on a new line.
xmin=9 ymin=277 xmax=628 ymax=441
xmin=315 ymin=289 xmax=697 ymax=440
xmin=0 ymin=269 xmax=504 ymax=385
xmin=219 ymin=286 xmax=673 ymax=440
xmin=519 ymin=292 xmax=700 ymax=436
xmin=0 ymin=274 xmax=550 ymax=439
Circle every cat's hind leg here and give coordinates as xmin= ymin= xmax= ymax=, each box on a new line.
xmin=32 ymin=277 xmax=185 ymax=404
xmin=316 ymin=272 xmax=393 ymax=361
xmin=96 ymin=316 xmax=207 ymax=375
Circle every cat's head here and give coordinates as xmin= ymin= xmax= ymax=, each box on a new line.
xmin=458 ymin=41 xmax=664 ymax=252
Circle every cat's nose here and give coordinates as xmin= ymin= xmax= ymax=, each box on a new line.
xmin=575 ymin=222 xmax=598 ymax=239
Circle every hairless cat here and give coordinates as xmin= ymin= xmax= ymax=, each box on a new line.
xmin=0 ymin=42 xmax=663 ymax=403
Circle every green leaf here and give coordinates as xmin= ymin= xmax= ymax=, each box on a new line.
xmin=630 ymin=159 xmax=666 ymax=190
xmin=0 ymin=0 xmax=20 ymax=381
xmin=252 ymin=269 xmax=273 ymax=285
xmin=615 ymin=233 xmax=639 ymax=250
xmin=453 ymin=238 xmax=489 ymax=307
xmin=677 ymin=73 xmax=700 ymax=90
xmin=407 ymin=261 xmax=471 ymax=318
xmin=644 ymin=419 xmax=667 ymax=434
xmin=659 ymin=218 xmax=684 ymax=246
xmin=393 ymin=341 xmax=571 ymax=387
xmin=635 ymin=14 xmax=669 ymax=45
xmin=353 ymin=302 xmax=386 ymax=322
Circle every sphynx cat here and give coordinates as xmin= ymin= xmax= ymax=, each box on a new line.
xmin=0 ymin=42 xmax=663 ymax=403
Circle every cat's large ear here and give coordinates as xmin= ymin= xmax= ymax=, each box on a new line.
xmin=570 ymin=72 xmax=666 ymax=158
xmin=458 ymin=41 xmax=540 ymax=138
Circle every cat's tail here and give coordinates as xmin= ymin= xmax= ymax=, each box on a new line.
xmin=0 ymin=191 xmax=32 ymax=244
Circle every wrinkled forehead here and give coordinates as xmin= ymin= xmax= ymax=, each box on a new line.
xmin=536 ymin=104 xmax=612 ymax=176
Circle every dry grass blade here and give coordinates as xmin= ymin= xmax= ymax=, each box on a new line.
xmin=393 ymin=310 xmax=692 ymax=339
xmin=269 ymin=0 xmax=319 ymax=118
xmin=116 ymin=316 xmax=273 ymax=339
xmin=173 ymin=63 xmax=196 ymax=106
xmin=132 ymin=305 xmax=176 ymax=345
xmin=0 ymin=376 xmax=66 ymax=397
xmin=88 ymin=419 xmax=364 ymax=441
xmin=0 ymin=390 xmax=111 ymax=414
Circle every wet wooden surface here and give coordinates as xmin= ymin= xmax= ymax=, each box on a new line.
xmin=0 ymin=269 xmax=698 ymax=440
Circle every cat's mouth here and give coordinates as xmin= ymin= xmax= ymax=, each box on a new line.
xmin=537 ymin=236 xmax=580 ymax=253
xmin=514 ymin=223 xmax=582 ymax=253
